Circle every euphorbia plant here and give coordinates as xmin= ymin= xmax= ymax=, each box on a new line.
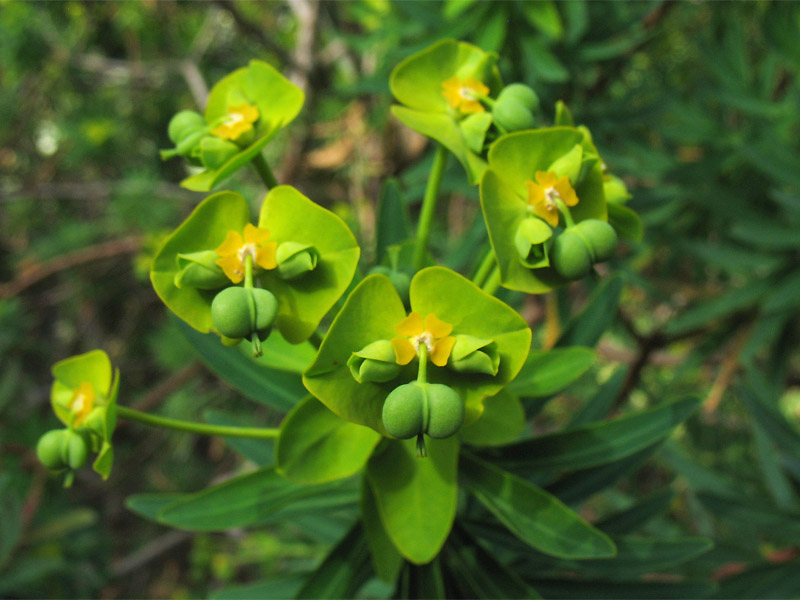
xmin=33 ymin=40 xmax=709 ymax=598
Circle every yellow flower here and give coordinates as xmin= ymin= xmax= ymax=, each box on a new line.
xmin=525 ymin=170 xmax=579 ymax=227
xmin=69 ymin=381 xmax=95 ymax=427
xmin=391 ymin=312 xmax=456 ymax=367
xmin=215 ymin=223 xmax=278 ymax=284
xmin=210 ymin=103 xmax=260 ymax=141
xmin=442 ymin=76 xmax=489 ymax=114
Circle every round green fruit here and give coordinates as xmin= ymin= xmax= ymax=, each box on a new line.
xmin=576 ymin=219 xmax=618 ymax=263
xmin=551 ymin=229 xmax=593 ymax=280
xmin=36 ymin=429 xmax=69 ymax=470
xmin=424 ymin=384 xmax=464 ymax=439
xmin=492 ymin=98 xmax=536 ymax=132
xmin=382 ymin=382 xmax=425 ymax=439
xmin=168 ymin=110 xmax=206 ymax=144
xmin=63 ymin=430 xmax=90 ymax=470
xmin=497 ymin=83 xmax=539 ymax=112
xmin=211 ymin=287 xmax=278 ymax=340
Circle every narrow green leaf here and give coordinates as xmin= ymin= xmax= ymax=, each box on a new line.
xmin=741 ymin=371 xmax=800 ymax=458
xmin=556 ymin=276 xmax=623 ymax=348
xmin=664 ymin=279 xmax=772 ymax=337
xmin=518 ymin=1 xmax=563 ymax=39
xmin=204 ymin=409 xmax=275 ymax=467
xmin=607 ymin=201 xmax=643 ymax=242
xmin=548 ymin=442 xmax=662 ymax=505
xmin=125 ymin=493 xmax=186 ymax=521
xmin=596 ymin=488 xmax=676 ymax=535
xmin=697 ymin=493 xmax=800 ymax=546
xmin=361 ymin=480 xmax=403 ymax=583
xmin=445 ymin=524 xmax=541 ymax=599
xmin=406 ymin=558 xmax=448 ymax=599
xmin=527 ymin=578 xmax=714 ymax=599
xmin=367 ymin=437 xmax=459 ymax=564
xmin=752 ymin=419 xmax=799 ymax=511
xmin=460 ymin=452 xmax=616 ymax=559
xmin=210 ymin=576 xmax=307 ymax=600
xmin=568 ymin=366 xmax=627 ymax=427
xmin=0 ymin=476 xmax=22 ymax=567
xmin=714 ymin=561 xmax=800 ymax=599
xmin=508 ymin=347 xmax=595 ymax=398
xmin=480 ymin=397 xmax=700 ymax=474
xmin=294 ymin=522 xmax=372 ymax=600
xmin=156 ymin=468 xmax=357 ymax=531
xmin=178 ymin=318 xmax=304 ymax=412
xmin=375 ymin=179 xmax=411 ymax=263
xmin=276 ymin=396 xmax=381 ymax=485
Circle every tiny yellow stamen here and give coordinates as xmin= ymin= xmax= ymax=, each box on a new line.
xmin=442 ymin=76 xmax=489 ymax=114
xmin=215 ymin=224 xmax=277 ymax=284
xmin=69 ymin=381 xmax=95 ymax=427
xmin=525 ymin=170 xmax=579 ymax=227
xmin=211 ymin=103 xmax=260 ymax=141
xmin=391 ymin=311 xmax=455 ymax=366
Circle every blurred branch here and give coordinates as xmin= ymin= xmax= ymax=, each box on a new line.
xmin=212 ymin=0 xmax=294 ymax=68
xmin=0 ymin=181 xmax=196 ymax=204
xmin=131 ymin=362 xmax=204 ymax=413
xmin=0 ymin=236 xmax=142 ymax=298
xmin=112 ymin=530 xmax=193 ymax=578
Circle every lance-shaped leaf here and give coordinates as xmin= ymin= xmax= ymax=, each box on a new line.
xmin=479 ymin=396 xmax=700 ymax=475
xmin=304 ymin=268 xmax=530 ymax=435
xmin=367 ymin=437 xmax=459 ymax=565
xmin=276 ymin=396 xmax=381 ymax=485
xmin=509 ymin=346 xmax=595 ymax=398
xmin=390 ymin=39 xmax=503 ymax=184
xmin=460 ymin=452 xmax=616 ymax=559
xmin=180 ymin=60 xmax=304 ymax=192
xmin=480 ymin=128 xmax=608 ymax=293
xmin=361 ymin=480 xmax=403 ymax=583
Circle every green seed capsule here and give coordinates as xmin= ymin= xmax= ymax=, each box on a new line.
xmin=382 ymin=382 xmax=426 ymax=439
xmin=492 ymin=97 xmax=536 ymax=132
xmin=198 ymin=136 xmax=239 ymax=169
xmin=168 ymin=110 xmax=207 ymax=144
xmin=577 ymin=219 xmax=618 ymax=263
xmin=63 ymin=430 xmax=90 ymax=470
xmin=497 ymin=83 xmax=539 ymax=113
xmin=551 ymin=220 xmax=619 ymax=280
xmin=551 ymin=229 xmax=593 ymax=280
xmin=211 ymin=287 xmax=278 ymax=340
xmin=37 ymin=429 xmax=69 ymax=470
xmin=424 ymin=384 xmax=464 ymax=439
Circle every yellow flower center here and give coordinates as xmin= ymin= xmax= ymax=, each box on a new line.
xmin=525 ymin=171 xmax=580 ymax=227
xmin=215 ymin=224 xmax=278 ymax=284
xmin=210 ymin=103 xmax=260 ymax=141
xmin=69 ymin=381 xmax=95 ymax=427
xmin=442 ymin=76 xmax=489 ymax=114
xmin=391 ymin=312 xmax=456 ymax=367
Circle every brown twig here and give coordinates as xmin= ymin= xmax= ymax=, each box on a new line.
xmin=703 ymin=322 xmax=755 ymax=414
xmin=0 ymin=236 xmax=142 ymax=298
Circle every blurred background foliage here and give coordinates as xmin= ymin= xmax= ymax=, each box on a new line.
xmin=1 ymin=0 xmax=799 ymax=598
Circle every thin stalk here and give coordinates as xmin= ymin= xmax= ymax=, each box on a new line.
xmin=417 ymin=343 xmax=428 ymax=384
xmin=472 ymin=247 xmax=496 ymax=288
xmin=555 ymin=197 xmax=575 ymax=228
xmin=244 ymin=254 xmax=262 ymax=357
xmin=252 ymin=152 xmax=279 ymax=189
xmin=413 ymin=145 xmax=449 ymax=271
xmin=481 ymin=266 xmax=501 ymax=296
xmin=117 ymin=406 xmax=279 ymax=439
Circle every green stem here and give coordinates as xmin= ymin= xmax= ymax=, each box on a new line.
xmin=252 ymin=152 xmax=278 ymax=189
xmin=481 ymin=265 xmax=501 ymax=296
xmin=413 ymin=145 xmax=449 ymax=271
xmin=117 ymin=406 xmax=280 ymax=439
xmin=244 ymin=254 xmax=262 ymax=357
xmin=417 ymin=343 xmax=428 ymax=384
xmin=555 ymin=198 xmax=575 ymax=228
xmin=472 ymin=247 xmax=496 ymax=288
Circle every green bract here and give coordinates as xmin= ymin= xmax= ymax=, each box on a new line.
xmin=390 ymin=39 xmax=503 ymax=184
xmin=303 ymin=267 xmax=531 ymax=436
xmin=150 ymin=186 xmax=360 ymax=344
xmin=49 ymin=350 xmax=120 ymax=479
xmin=167 ymin=60 xmax=304 ymax=192
xmin=480 ymin=127 xmax=609 ymax=293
